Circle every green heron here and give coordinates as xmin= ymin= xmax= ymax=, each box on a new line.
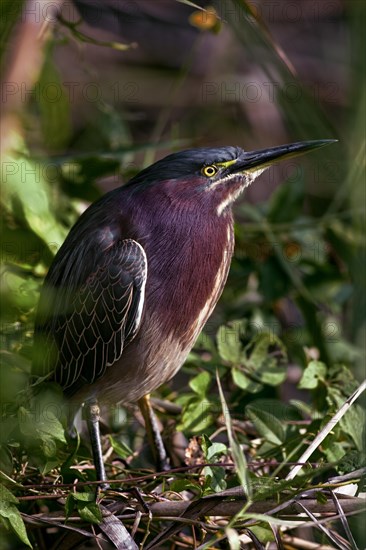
xmin=33 ymin=140 xmax=335 ymax=487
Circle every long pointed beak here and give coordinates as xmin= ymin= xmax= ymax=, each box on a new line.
xmin=231 ymin=139 xmax=337 ymax=174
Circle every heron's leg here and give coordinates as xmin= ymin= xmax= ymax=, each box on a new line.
xmin=84 ymin=398 xmax=108 ymax=490
xmin=138 ymin=394 xmax=170 ymax=471
xmin=83 ymin=400 xmax=138 ymax=547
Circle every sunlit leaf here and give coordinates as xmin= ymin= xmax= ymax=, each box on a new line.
xmin=206 ymin=442 xmax=227 ymax=461
xmin=298 ymin=360 xmax=327 ymax=389
xmin=217 ymin=321 xmax=245 ymax=364
xmin=2 ymin=135 xmax=67 ymax=252
xmin=189 ymin=371 xmax=211 ymax=396
xmin=232 ymin=368 xmax=262 ymax=393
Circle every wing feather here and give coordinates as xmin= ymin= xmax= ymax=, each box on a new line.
xmin=33 ymin=238 xmax=147 ymax=396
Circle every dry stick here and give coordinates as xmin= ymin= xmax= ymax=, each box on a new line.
xmin=286 ymin=380 xmax=366 ymax=481
xmin=23 ymin=497 xmax=365 ymax=525
xmin=147 ymin=497 xmax=365 ymax=518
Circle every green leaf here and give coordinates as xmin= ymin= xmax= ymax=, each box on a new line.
xmin=178 ymin=399 xmax=215 ymax=434
xmin=258 ymin=366 xmax=287 ymax=386
xmin=246 ymin=404 xmax=286 ymax=445
xmin=189 ymin=371 xmax=211 ymax=396
xmin=317 ymin=492 xmax=329 ymax=505
xmin=216 ymin=372 xmax=251 ymax=499
xmin=67 ymin=492 xmax=102 ymax=525
xmin=249 ymin=399 xmax=302 ymax=422
xmin=17 ymin=394 xmax=66 ymax=470
xmin=248 ymin=524 xmax=275 ymax=543
xmin=217 ymin=321 xmax=245 ymax=363
xmin=240 ymin=332 xmax=287 ymax=387
xmin=200 ymin=434 xmax=211 ymax=456
xmin=267 ymin=176 xmax=304 ymax=224
xmin=71 ymin=492 xmax=95 ymax=502
xmin=109 ymin=435 xmax=133 ymax=459
xmin=37 ymin=42 xmax=71 ymax=151
xmin=322 ymin=439 xmax=345 ymax=462
xmin=4 ymin=507 xmax=32 ymax=547
xmin=0 ymin=484 xmax=18 ymax=504
xmin=18 ymin=385 xmax=66 ymax=447
xmin=200 ymin=435 xmax=227 ymax=461
xmin=41 ymin=436 xmax=57 ymax=458
xmin=0 ymin=1 xmax=24 ymax=69
xmin=328 ymin=339 xmax=362 ymax=365
xmin=0 ymin=446 xmax=14 ymax=476
xmin=338 ymin=450 xmax=366 ymax=475
xmin=327 ymin=388 xmax=366 ymax=451
xmin=298 ymin=361 xmax=327 ymax=389
xmin=2 ymin=136 xmax=67 ymax=251
xmin=246 ymin=333 xmax=286 ymax=372
xmin=39 ymin=459 xmax=60 ymax=475
xmin=206 ymin=442 xmax=227 ymax=461
xmin=202 ymin=465 xmax=227 ymax=492
xmin=194 ymin=331 xmax=218 ymax=356
xmin=328 ymin=364 xmax=359 ymax=395
xmin=37 ymin=412 xmax=66 ymax=443
xmin=252 ymin=475 xmax=306 ymax=502
xmin=0 ymin=272 xmax=40 ymax=318
xmin=77 ymin=501 xmax=102 ymax=525
xmin=232 ymin=368 xmax=262 ymax=393
xmin=0 ymin=485 xmax=31 ymax=547
xmin=169 ymin=479 xmax=202 ymax=494
xmin=64 ymin=494 xmax=75 ymax=520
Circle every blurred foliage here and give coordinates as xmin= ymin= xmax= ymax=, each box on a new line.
xmin=0 ymin=0 xmax=365 ymax=548
xmin=0 ymin=0 xmax=25 ymax=70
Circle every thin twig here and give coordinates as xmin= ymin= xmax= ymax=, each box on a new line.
xmin=286 ymin=380 xmax=366 ymax=480
xmin=24 ymin=496 xmax=364 ymax=526
xmin=13 ymin=460 xmax=325 ymax=493
xmin=295 ymin=501 xmax=351 ymax=550
xmin=328 ymin=491 xmax=359 ymax=550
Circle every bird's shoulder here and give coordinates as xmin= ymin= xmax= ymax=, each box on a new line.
xmin=45 ymin=188 xmax=138 ymax=289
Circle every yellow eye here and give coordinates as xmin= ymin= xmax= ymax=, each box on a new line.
xmin=202 ymin=165 xmax=218 ymax=177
